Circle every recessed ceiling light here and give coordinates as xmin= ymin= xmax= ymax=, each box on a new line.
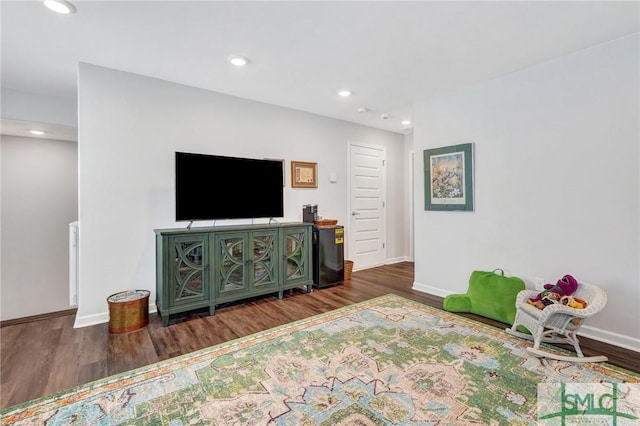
xmin=43 ymin=0 xmax=76 ymax=14
xmin=337 ymin=90 xmax=352 ymax=97
xmin=401 ymin=120 xmax=412 ymax=126
xmin=228 ymin=55 xmax=249 ymax=67
xmin=30 ymin=130 xmax=46 ymax=135
xmin=357 ymin=107 xmax=367 ymax=113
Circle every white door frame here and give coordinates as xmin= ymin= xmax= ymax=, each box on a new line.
xmin=409 ymin=150 xmax=415 ymax=261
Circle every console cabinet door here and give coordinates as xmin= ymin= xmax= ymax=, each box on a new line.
xmin=214 ymin=230 xmax=279 ymax=302
xmin=168 ymin=234 xmax=209 ymax=307
xmin=281 ymin=226 xmax=312 ymax=291
xmin=250 ymin=229 xmax=279 ymax=294
xmin=214 ymin=232 xmax=248 ymax=301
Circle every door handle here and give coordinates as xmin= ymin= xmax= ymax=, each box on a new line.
xmin=351 ymin=211 xmax=360 ymax=216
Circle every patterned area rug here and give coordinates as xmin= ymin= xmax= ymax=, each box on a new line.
xmin=2 ymin=294 xmax=638 ymax=425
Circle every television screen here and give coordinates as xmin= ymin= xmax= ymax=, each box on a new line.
xmin=175 ymin=152 xmax=284 ymax=221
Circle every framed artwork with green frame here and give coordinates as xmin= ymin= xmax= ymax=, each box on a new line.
xmin=424 ymin=143 xmax=474 ymax=211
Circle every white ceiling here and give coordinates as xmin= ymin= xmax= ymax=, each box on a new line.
xmin=1 ymin=1 xmax=638 ymax=136
xmin=0 ymin=118 xmax=77 ymax=141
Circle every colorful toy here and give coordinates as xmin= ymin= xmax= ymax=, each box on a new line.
xmin=528 ymin=274 xmax=579 ymax=310
xmin=561 ymin=295 xmax=587 ymax=309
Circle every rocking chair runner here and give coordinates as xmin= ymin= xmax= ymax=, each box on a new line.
xmin=505 ymin=281 xmax=608 ymax=362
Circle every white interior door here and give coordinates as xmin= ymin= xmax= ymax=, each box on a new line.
xmin=348 ymin=142 xmax=386 ymax=270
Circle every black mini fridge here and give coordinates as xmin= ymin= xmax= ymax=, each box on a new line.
xmin=312 ymin=225 xmax=344 ymax=288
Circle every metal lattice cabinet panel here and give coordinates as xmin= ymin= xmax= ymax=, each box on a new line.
xmin=251 ymin=231 xmax=279 ymax=291
xmin=280 ymin=226 xmax=313 ymax=293
xmin=155 ymin=233 xmax=212 ymax=326
xmin=213 ymin=229 xmax=280 ymax=303
xmin=216 ymin=233 xmax=247 ymax=296
xmin=173 ymin=239 xmax=205 ymax=301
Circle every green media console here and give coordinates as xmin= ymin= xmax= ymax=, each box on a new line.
xmin=155 ymin=222 xmax=313 ymax=326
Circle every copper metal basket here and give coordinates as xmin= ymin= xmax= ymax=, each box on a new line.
xmin=107 ymin=290 xmax=150 ymax=333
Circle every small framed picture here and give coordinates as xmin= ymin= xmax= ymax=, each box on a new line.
xmin=291 ymin=161 xmax=317 ymax=188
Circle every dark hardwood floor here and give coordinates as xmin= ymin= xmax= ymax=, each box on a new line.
xmin=1 ymin=262 xmax=638 ymax=409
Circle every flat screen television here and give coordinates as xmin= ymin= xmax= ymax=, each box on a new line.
xmin=175 ymin=152 xmax=284 ymax=221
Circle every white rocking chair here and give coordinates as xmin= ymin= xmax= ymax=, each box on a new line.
xmin=505 ymin=282 xmax=608 ymax=362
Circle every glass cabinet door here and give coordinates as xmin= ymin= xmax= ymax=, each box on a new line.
xmin=170 ymin=235 xmax=208 ymax=305
xmin=215 ymin=230 xmax=279 ymax=300
xmin=281 ymin=226 xmax=311 ymax=293
xmin=284 ymin=230 xmax=306 ymax=280
xmin=217 ymin=233 xmax=247 ymax=296
xmin=252 ymin=231 xmax=278 ymax=291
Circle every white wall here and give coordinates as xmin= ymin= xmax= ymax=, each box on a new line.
xmin=1 ymin=135 xmax=78 ymax=320
xmin=412 ymin=34 xmax=640 ymax=351
xmin=76 ymin=63 xmax=405 ymax=327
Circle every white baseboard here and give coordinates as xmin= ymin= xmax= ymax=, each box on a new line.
xmin=73 ymin=311 xmax=109 ymax=328
xmin=412 ymin=281 xmax=640 ymax=353
xmin=578 ymin=325 xmax=640 ymax=353
xmin=412 ymin=281 xmax=454 ymax=298
xmin=385 ymin=256 xmax=412 ymax=265
xmin=350 ymin=256 xmax=413 ymax=272
xmin=73 ymin=303 xmax=158 ymax=329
